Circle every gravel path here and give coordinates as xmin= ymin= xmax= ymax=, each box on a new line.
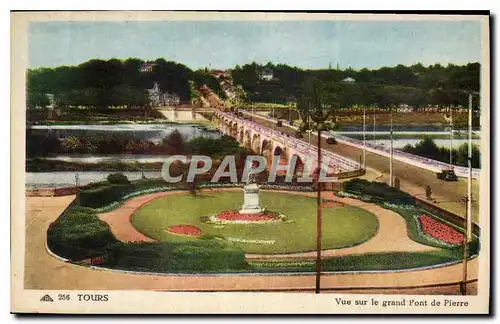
xmin=97 ymin=189 xmax=436 ymax=260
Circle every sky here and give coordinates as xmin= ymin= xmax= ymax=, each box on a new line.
xmin=28 ymin=20 xmax=482 ymax=70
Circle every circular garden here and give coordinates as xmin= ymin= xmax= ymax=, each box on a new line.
xmin=47 ymin=176 xmax=479 ymax=275
xmin=131 ymin=191 xmax=379 ymax=254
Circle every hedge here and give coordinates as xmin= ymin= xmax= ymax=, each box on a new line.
xmin=251 ymin=249 xmax=475 ymax=273
xmin=343 ymin=178 xmax=415 ymax=205
xmin=47 ymin=205 xmax=250 ymax=272
xmin=79 ymin=184 xmax=132 ymax=208
xmin=47 ymin=206 xmax=119 ymax=261
xmin=103 ymin=241 xmax=250 ymax=273
xmin=79 ymin=177 xmax=170 ymax=208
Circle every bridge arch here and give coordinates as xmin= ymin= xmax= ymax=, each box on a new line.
xmin=238 ymin=126 xmax=245 ymax=143
xmin=289 ymin=153 xmax=306 ymax=178
xmin=243 ymin=129 xmax=252 ymax=151
xmin=272 ymin=146 xmax=289 ymax=177
xmin=261 ymin=139 xmax=273 ymax=168
xmin=230 ymin=122 xmax=238 ymax=138
xmin=251 ymin=133 xmax=261 ymax=154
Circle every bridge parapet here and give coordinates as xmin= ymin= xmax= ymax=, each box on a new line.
xmin=216 ymin=111 xmax=360 ymax=172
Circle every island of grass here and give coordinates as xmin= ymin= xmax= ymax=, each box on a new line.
xmin=131 ymin=191 xmax=379 ymax=254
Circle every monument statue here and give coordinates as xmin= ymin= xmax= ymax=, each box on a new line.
xmin=239 ymin=172 xmax=263 ymax=214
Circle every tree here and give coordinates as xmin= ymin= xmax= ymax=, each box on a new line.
xmin=161 ymin=130 xmax=186 ymax=155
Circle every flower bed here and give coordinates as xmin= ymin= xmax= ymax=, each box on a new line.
xmin=167 ymin=225 xmax=202 ymax=237
xmin=335 ymin=191 xmax=359 ymax=199
xmin=418 ymin=215 xmax=464 ymax=245
xmin=210 ymin=210 xmax=283 ymax=224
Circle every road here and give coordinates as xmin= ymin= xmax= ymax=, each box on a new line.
xmin=242 ymin=111 xmax=480 ymax=221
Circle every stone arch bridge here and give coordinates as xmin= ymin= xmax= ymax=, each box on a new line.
xmin=214 ymin=111 xmax=362 ymax=178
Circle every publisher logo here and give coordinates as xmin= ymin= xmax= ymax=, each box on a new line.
xmin=40 ymin=294 xmax=54 ymax=302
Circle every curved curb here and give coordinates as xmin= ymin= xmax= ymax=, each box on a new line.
xmin=44 ymin=240 xmax=71 ymax=263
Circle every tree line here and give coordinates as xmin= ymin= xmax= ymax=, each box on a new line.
xmin=230 ymin=62 xmax=480 ymax=109
xmin=402 ymin=136 xmax=480 ymax=168
xmin=27 ymin=58 xmax=224 ymax=110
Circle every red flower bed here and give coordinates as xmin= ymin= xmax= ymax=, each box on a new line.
xmin=167 ymin=225 xmax=202 ymax=236
xmin=418 ymin=214 xmax=464 ymax=245
xmin=214 ymin=210 xmax=276 ymax=222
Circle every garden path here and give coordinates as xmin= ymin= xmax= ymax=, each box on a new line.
xmin=97 ymin=188 xmax=437 ymax=260
xmin=22 ymin=195 xmax=479 ymax=295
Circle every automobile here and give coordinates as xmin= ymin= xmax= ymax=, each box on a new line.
xmin=326 ymin=137 xmax=337 ymax=145
xmin=276 ymin=120 xmax=283 ymax=127
xmin=437 ymin=170 xmax=458 ymax=181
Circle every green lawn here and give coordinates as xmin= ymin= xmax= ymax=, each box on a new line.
xmin=131 ymin=191 xmax=379 ymax=254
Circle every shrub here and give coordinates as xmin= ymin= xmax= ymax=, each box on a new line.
xmin=104 ymin=241 xmax=250 ymax=273
xmin=47 ymin=206 xmax=118 ymax=261
xmin=343 ymin=179 xmax=415 ymax=205
xmin=79 ymin=184 xmax=132 ymax=208
xmin=106 ymin=173 xmax=130 ymax=185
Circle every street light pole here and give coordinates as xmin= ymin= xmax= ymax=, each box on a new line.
xmin=75 ymin=172 xmax=80 ymax=204
xmin=315 ymin=124 xmax=322 ymax=294
xmin=389 ymin=108 xmax=394 ymax=186
xmin=461 ymin=92 xmax=475 ymax=296
xmin=363 ymin=105 xmax=366 ymax=170
xmin=449 ymin=106 xmax=453 ymax=169
xmin=467 ymin=93 xmax=473 ymax=241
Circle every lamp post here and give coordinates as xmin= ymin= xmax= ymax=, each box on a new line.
xmin=449 ymin=106 xmax=453 ymax=169
xmin=467 ymin=93 xmax=473 ymax=242
xmin=75 ymin=172 xmax=80 ymax=204
xmin=389 ymin=108 xmax=394 ymax=186
xmin=315 ymin=123 xmax=322 ymax=294
xmin=363 ymin=105 xmax=366 ymax=170
xmin=460 ymin=91 xmax=478 ymax=295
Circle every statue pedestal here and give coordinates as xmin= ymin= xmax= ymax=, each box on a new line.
xmin=239 ymin=183 xmax=263 ymax=214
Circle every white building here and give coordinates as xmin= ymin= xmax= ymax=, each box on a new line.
xmin=163 ymin=93 xmax=180 ymax=106
xmin=146 ymin=83 xmax=180 ymax=107
xmin=259 ymin=68 xmax=274 ymax=81
xmin=140 ymin=63 xmax=155 ymax=73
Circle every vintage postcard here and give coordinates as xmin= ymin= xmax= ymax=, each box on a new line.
xmin=11 ymin=11 xmax=490 ymax=314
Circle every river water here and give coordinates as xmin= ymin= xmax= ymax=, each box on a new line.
xmin=26 ymin=171 xmax=163 ymax=189
xmin=36 ymin=154 xmax=180 ymax=164
xmin=29 ymin=123 xmax=221 ymax=142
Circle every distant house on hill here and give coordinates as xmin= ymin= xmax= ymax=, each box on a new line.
xmin=342 ymin=76 xmax=356 ymax=83
xmin=212 ymin=70 xmax=228 ymax=79
xmin=258 ymin=68 xmax=274 ymax=81
xmin=140 ymin=62 xmax=155 ymax=73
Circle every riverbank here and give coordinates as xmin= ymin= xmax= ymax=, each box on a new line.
xmin=26 ymin=159 xmax=164 ymax=173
